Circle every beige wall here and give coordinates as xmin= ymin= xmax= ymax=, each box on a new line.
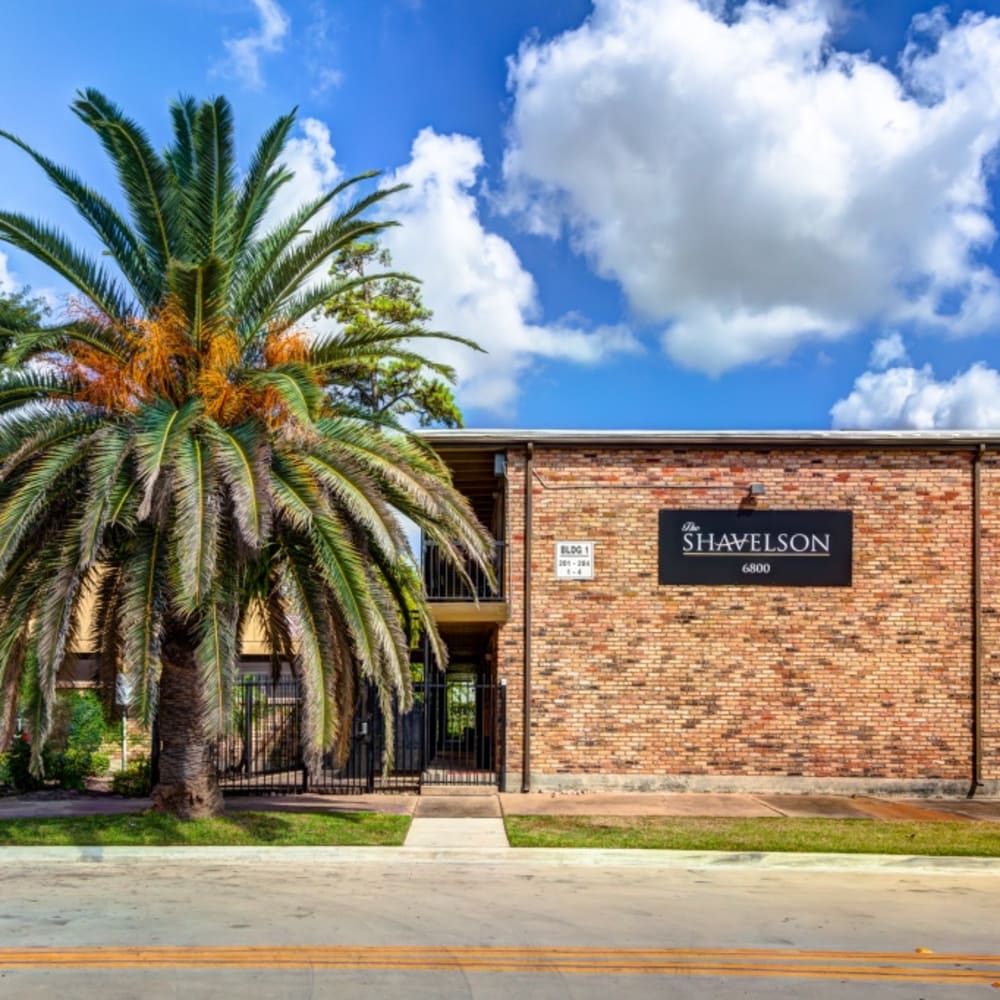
xmin=71 ymin=590 xmax=271 ymax=656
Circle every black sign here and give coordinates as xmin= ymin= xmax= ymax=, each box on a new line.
xmin=659 ymin=509 xmax=852 ymax=587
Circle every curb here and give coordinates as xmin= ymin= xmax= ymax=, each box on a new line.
xmin=1 ymin=845 xmax=999 ymax=874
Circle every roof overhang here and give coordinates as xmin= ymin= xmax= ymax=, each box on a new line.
xmin=421 ymin=429 xmax=1000 ymax=451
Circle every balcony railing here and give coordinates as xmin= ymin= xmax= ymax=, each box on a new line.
xmin=423 ymin=539 xmax=505 ymax=602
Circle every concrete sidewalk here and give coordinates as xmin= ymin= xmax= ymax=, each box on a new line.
xmin=501 ymin=791 xmax=1000 ymax=823
xmin=2 ymin=788 xmax=999 ymax=822
xmin=0 ymin=844 xmax=997 ymax=875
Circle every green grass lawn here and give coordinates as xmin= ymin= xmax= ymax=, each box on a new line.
xmin=504 ymin=815 xmax=1000 ymax=856
xmin=0 ymin=810 xmax=410 ymax=847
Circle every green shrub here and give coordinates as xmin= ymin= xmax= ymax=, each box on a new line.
xmin=45 ymin=748 xmax=111 ymax=791
xmin=4 ymin=736 xmax=42 ymax=792
xmin=111 ymin=756 xmax=152 ymax=798
xmin=0 ymin=751 xmax=9 ymax=788
xmin=50 ymin=691 xmax=106 ymax=755
xmin=6 ymin=692 xmax=114 ymax=791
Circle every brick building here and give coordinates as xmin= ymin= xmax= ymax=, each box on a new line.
xmin=422 ymin=429 xmax=1000 ymax=798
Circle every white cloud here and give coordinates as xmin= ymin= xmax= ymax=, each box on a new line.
xmin=869 ymin=332 xmax=909 ymax=370
xmin=261 ymin=121 xmax=638 ymax=415
xmin=667 ymin=305 xmax=849 ymax=375
xmin=502 ymin=0 xmax=1000 ymax=374
xmin=380 ymin=128 xmax=640 ymax=413
xmin=219 ymin=0 xmax=290 ymax=90
xmin=0 ymin=251 xmax=14 ymax=294
xmin=831 ymin=358 xmax=1000 ymax=429
xmin=264 ymin=117 xmax=342 ymax=227
xmin=312 ymin=67 xmax=343 ymax=96
xmin=304 ymin=2 xmax=344 ymax=98
xmin=0 ymin=251 xmax=61 ymax=315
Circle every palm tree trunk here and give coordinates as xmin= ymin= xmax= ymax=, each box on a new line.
xmin=151 ymin=619 xmax=223 ymax=819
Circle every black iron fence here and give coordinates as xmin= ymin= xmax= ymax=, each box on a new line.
xmin=422 ymin=540 xmax=506 ymax=602
xmin=213 ymin=680 xmax=304 ymax=794
xmin=213 ymin=676 xmax=506 ymax=795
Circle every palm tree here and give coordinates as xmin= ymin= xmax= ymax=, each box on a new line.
xmin=0 ymin=91 xmax=491 ymax=818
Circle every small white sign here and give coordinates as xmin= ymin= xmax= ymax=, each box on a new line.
xmin=556 ymin=540 xmax=594 ymax=579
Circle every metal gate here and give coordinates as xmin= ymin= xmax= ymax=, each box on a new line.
xmin=214 ymin=676 xmax=506 ymax=794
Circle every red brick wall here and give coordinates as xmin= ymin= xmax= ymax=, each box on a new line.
xmin=496 ymin=445 xmax=994 ymax=791
xmin=980 ymin=454 xmax=1000 ymax=784
xmin=497 ymin=449 xmax=526 ymax=781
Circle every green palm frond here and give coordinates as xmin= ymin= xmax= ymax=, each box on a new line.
xmin=253 ymin=589 xmax=295 ymax=683
xmin=118 ymin=524 xmax=166 ymax=724
xmin=0 ymin=566 xmax=39 ymax=746
xmin=0 ymin=212 xmax=132 ymax=320
xmin=92 ymin=565 xmax=125 ymax=717
xmin=0 ymin=130 xmax=158 ymax=307
xmin=314 ymin=420 xmax=492 ymax=576
xmin=165 ymin=96 xmax=198 ymax=188
xmin=77 ymin=425 xmax=130 ymax=568
xmin=0 ymin=440 xmax=88 ymax=579
xmin=308 ymin=510 xmax=398 ymax=682
xmin=263 ymin=274 xmax=381 ymax=335
xmin=312 ymin=321 xmax=482 ymax=363
xmin=6 ymin=530 xmax=83 ymax=769
xmin=21 ymin=640 xmax=53 ymax=775
xmin=167 ymin=257 xmax=230 ymax=355
xmin=0 ymin=369 xmax=77 ymax=414
xmin=193 ymin=559 xmax=240 ymax=738
xmin=133 ymin=398 xmax=203 ymax=520
xmin=229 ymin=111 xmax=296 ymax=260
xmin=237 ymin=184 xmax=402 ymax=338
xmin=73 ymin=89 xmax=179 ymax=272
xmin=301 ymin=449 xmax=401 ymax=556
xmin=242 ymin=218 xmax=391 ymax=336
xmin=231 ymin=170 xmax=380 ymax=320
xmin=0 ymin=408 xmax=101 ymax=476
xmin=206 ymin=420 xmax=271 ymax=551
xmin=5 ymin=318 xmax=129 ymax=368
xmin=194 ymin=600 xmax=239 ymax=738
xmin=169 ymin=431 xmax=220 ymax=612
xmin=33 ymin=524 xmax=90 ymax=698
xmin=0 ymin=631 xmax=26 ymax=749
xmin=269 ymin=453 xmax=323 ymax=531
xmin=248 ymin=363 xmax=323 ymax=426
xmin=276 ymin=541 xmax=337 ymax=766
xmin=107 ymin=475 xmax=140 ymax=532
xmin=186 ymin=97 xmax=237 ymax=260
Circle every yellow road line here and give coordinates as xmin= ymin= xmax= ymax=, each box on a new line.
xmin=0 ymin=946 xmax=997 ymax=985
xmin=3 ymin=945 xmax=998 ymax=962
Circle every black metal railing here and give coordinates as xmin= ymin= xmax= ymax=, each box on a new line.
xmin=213 ymin=679 xmax=305 ymax=794
xmin=420 ymin=675 xmax=506 ymax=789
xmin=422 ymin=540 xmax=505 ymax=601
xmin=214 ymin=676 xmax=506 ymax=795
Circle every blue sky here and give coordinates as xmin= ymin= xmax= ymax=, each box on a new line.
xmin=3 ymin=0 xmax=1000 ymax=430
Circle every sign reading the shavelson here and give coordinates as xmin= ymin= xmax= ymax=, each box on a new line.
xmin=659 ymin=509 xmax=852 ymax=587
xmin=556 ymin=540 xmax=594 ymax=579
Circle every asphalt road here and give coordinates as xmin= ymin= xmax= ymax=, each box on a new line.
xmin=0 ymin=855 xmax=997 ymax=998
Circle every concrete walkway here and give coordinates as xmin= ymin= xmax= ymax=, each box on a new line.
xmin=404 ymin=819 xmax=509 ymax=847
xmin=404 ymin=792 xmax=509 ymax=847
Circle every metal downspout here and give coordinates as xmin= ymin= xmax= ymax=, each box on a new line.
xmin=522 ymin=442 xmax=534 ymax=793
xmin=971 ymin=443 xmax=985 ymax=796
